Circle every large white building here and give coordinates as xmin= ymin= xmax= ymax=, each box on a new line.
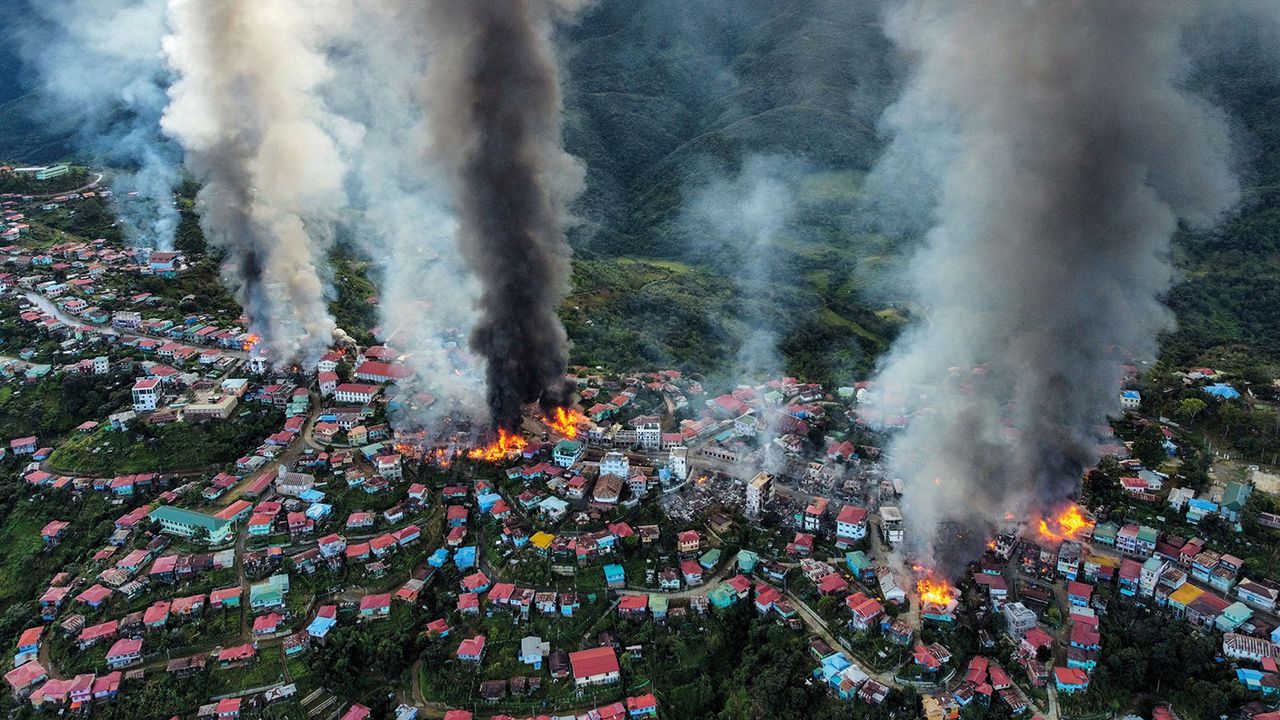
xmin=599 ymin=451 xmax=629 ymax=479
xmin=132 ymin=377 xmax=161 ymax=412
xmin=745 ymin=472 xmax=774 ymax=517
xmin=1003 ymin=602 xmax=1038 ymax=637
xmin=636 ymin=422 xmax=661 ymax=452
xmin=334 ymin=383 xmax=379 ymax=405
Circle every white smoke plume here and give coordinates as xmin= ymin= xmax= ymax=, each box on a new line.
xmin=867 ymin=0 xmax=1241 ymax=567
xmin=160 ymin=0 xmax=356 ymax=367
xmin=16 ymin=0 xmax=180 ymax=250
xmin=685 ymin=155 xmax=802 ymax=385
xmin=325 ymin=0 xmax=487 ymax=427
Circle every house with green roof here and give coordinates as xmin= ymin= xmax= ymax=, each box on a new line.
xmin=1220 ymin=482 xmax=1253 ymax=524
xmin=1215 ymin=601 xmax=1253 ymax=633
xmin=1090 ymin=522 xmax=1118 ymax=546
xmin=148 ymin=505 xmax=236 ymax=544
xmin=736 ymin=549 xmax=759 ymax=574
xmin=708 ymin=584 xmax=738 ymax=609
xmin=552 ymin=440 xmax=583 ymax=468
xmin=250 ymin=574 xmax=290 ymax=611
xmin=845 ymin=550 xmax=874 ymax=578
xmin=699 ymin=548 xmax=721 ymax=570
xmin=1135 ymin=526 xmax=1159 ymax=556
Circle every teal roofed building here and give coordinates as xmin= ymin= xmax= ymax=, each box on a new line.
xmin=603 ymin=563 xmax=626 ymax=589
xmin=736 ymin=549 xmax=759 ymax=574
xmin=552 ymin=440 xmax=583 ymax=468
xmin=699 ymin=548 xmax=721 ymax=570
xmin=1090 ymin=522 xmax=1118 ymax=546
xmin=708 ymin=584 xmax=738 ymax=609
xmin=1216 ymin=601 xmax=1253 ymax=633
xmin=845 ymin=550 xmax=873 ymax=577
xmin=1220 ymin=482 xmax=1253 ymax=523
xmin=250 ymin=574 xmax=290 ymax=610
xmin=149 ymin=505 xmax=236 ymax=544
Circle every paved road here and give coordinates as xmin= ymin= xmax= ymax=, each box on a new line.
xmin=23 ymin=172 xmax=103 ymax=200
xmin=22 ymin=291 xmax=249 ymax=361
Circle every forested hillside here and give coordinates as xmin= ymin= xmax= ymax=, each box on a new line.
xmin=1 ymin=0 xmax=1278 ymax=382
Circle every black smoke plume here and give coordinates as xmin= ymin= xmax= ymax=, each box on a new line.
xmin=421 ymin=0 xmax=587 ymax=432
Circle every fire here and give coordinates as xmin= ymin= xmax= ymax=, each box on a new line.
xmin=917 ymin=573 xmax=956 ymax=606
xmin=1037 ymin=503 xmax=1094 ymax=541
xmin=546 ymin=407 xmax=582 ymax=439
xmin=429 ymin=447 xmax=452 ymax=468
xmin=466 ymin=428 xmax=528 ymax=462
xmin=242 ymin=333 xmax=261 ymax=352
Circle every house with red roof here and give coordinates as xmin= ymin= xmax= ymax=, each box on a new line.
xmin=1054 ymin=666 xmax=1090 ymax=693
xmin=570 ymin=646 xmax=620 ymax=687
xmin=456 ymin=635 xmax=486 ymax=663
xmin=618 ymin=594 xmax=649 ymax=618
xmin=847 ymin=592 xmax=884 ymax=631
xmin=105 ymin=638 xmax=142 ymax=668
xmin=359 ymin=593 xmax=392 ymax=621
xmin=461 ymin=572 xmax=490 ymax=594
xmin=216 ymin=643 xmax=257 ymax=666
xmin=835 ymin=505 xmax=868 ymax=547
xmin=5 ymin=660 xmax=47 ymax=698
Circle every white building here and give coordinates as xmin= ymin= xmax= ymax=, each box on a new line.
xmin=879 ymin=506 xmax=904 ymax=544
xmin=1120 ymin=390 xmax=1141 ymax=410
xmin=1003 ymin=602 xmax=1038 ymax=637
xmin=334 ymin=383 xmax=378 ymax=405
xmin=668 ymin=447 xmax=689 ymax=482
xmin=132 ymin=377 xmax=161 ymax=412
xmin=92 ymin=356 xmax=109 ymax=375
xmin=745 ymin=472 xmax=774 ymax=518
xmin=112 ymin=311 xmax=141 ymax=329
xmin=599 ymin=451 xmax=629 ymax=479
xmin=835 ymin=505 xmax=868 ymax=545
xmin=636 ymin=422 xmax=661 ymax=452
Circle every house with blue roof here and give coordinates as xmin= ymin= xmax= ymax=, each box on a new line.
xmin=1120 ymin=390 xmax=1141 ymax=410
xmin=603 ymin=564 xmax=626 ymax=589
xmin=1186 ymin=498 xmax=1218 ymax=524
xmin=307 ymin=615 xmax=337 ymax=640
xmin=476 ymin=492 xmax=503 ymax=514
xmin=453 ymin=546 xmax=477 ymax=570
xmin=1205 ymin=383 xmax=1241 ymax=400
xmin=1236 ymin=668 xmax=1278 ymax=696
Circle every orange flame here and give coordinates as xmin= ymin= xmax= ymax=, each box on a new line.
xmin=546 ymin=407 xmax=582 ymax=439
xmin=242 ymin=333 xmax=261 ymax=352
xmin=1037 ymin=504 xmax=1094 ymax=541
xmin=917 ymin=573 xmax=956 ymax=606
xmin=467 ymin=428 xmax=528 ymax=462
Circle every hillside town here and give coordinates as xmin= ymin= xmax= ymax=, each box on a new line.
xmin=0 ymin=182 xmax=1274 ymax=720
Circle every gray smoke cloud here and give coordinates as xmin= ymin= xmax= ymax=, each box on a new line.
xmin=867 ymin=0 xmax=1240 ymax=566
xmin=685 ymin=155 xmax=801 ymax=386
xmin=160 ymin=0 xmax=356 ymax=367
xmin=420 ymin=0 xmax=588 ymax=432
xmin=16 ymin=0 xmax=180 ymax=250
xmin=325 ymin=1 xmax=487 ymax=427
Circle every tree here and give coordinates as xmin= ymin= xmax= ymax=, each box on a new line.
xmin=1133 ymin=424 xmax=1167 ymax=469
xmin=1176 ymin=397 xmax=1206 ymax=423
